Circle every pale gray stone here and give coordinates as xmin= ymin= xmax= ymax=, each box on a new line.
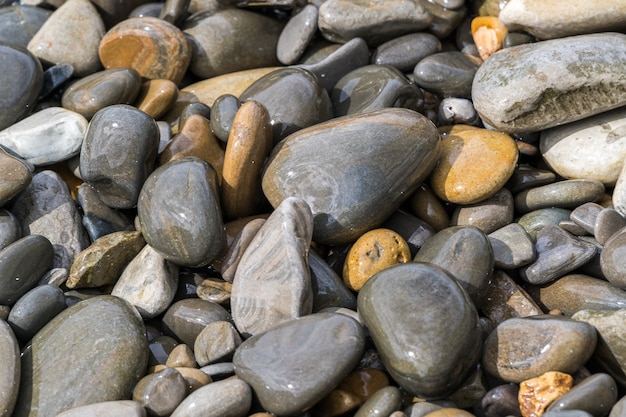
xmin=277 ymin=4 xmax=318 ymax=65
xmin=193 ymin=321 xmax=241 ymax=366
xmin=170 ymin=379 xmax=252 ymax=417
xmin=488 ymin=223 xmax=535 ymax=269
xmin=55 ymin=400 xmax=146 ymax=417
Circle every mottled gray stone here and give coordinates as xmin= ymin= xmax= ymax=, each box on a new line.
xmin=438 ymin=97 xmax=480 ymax=126
xmin=170 ymin=378 xmax=252 ymax=417
xmin=481 ymin=270 xmax=542 ymax=326
xmin=162 ymin=299 xmax=231 ymax=346
xmin=488 ymin=223 xmax=535 ymax=269
xmin=371 ymin=33 xmax=441 ymax=73
xmin=77 ymin=183 xmax=133 ymax=242
xmin=571 ymin=202 xmax=603 ymax=235
xmin=7 ymin=284 xmax=65 ymax=342
xmin=0 ymin=320 xmax=19 ymax=417
xmin=515 ymin=180 xmax=605 ymax=213
xmin=547 ymin=373 xmax=617 ymax=416
xmin=474 ymin=384 xmax=521 ymax=417
xmin=277 ymin=4 xmax=318 ymax=65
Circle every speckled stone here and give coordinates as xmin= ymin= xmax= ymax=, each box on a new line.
xmin=138 ymin=157 xmax=223 ymax=267
xmin=0 ymin=320 xmax=19 ymax=417
xmin=371 ymin=33 xmax=441 ymax=73
xmin=413 ymin=52 xmax=481 ymax=99
xmin=547 ymin=373 xmax=617 ymax=416
xmin=133 ymin=368 xmax=187 ymax=417
xmin=277 ymin=4 xmax=318 ymax=65
xmin=519 ymin=371 xmax=574 ymax=417
xmin=430 ymin=126 xmax=518 ymax=205
xmin=7 ymin=284 xmax=65 ymax=342
xmin=488 ymin=223 xmax=535 ymax=269
xmin=481 ymin=270 xmax=543 ymax=326
xmin=262 ymin=108 xmax=440 ymax=245
xmin=193 ymin=320 xmax=241 ymax=366
xmin=234 ymin=312 xmax=365 ymax=416
xmin=0 ymin=149 xmax=32 ymax=208
xmin=161 ymin=298 xmax=231 ymax=347
xmin=13 ymin=296 xmax=148 ymax=417
xmin=27 ymin=0 xmax=104 ymax=77
xmin=482 ymin=315 xmax=597 ymax=383
xmin=170 ymin=378 xmax=252 ymax=417
xmin=358 ymin=262 xmax=481 ymax=398
xmin=515 ymin=180 xmax=605 ymax=214
xmin=451 ymin=188 xmax=514 ymax=234
xmin=472 ymin=33 xmax=626 ymax=133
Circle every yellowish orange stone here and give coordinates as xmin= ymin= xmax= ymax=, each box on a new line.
xmin=343 ymin=228 xmax=411 ymax=291
xmin=221 ymin=100 xmax=273 ymax=220
xmin=338 ymin=368 xmax=391 ymax=402
xmin=408 ymin=183 xmax=450 ymax=231
xmin=471 ymin=16 xmax=508 ymax=61
xmin=165 ymin=344 xmax=197 ymax=368
xmin=174 ymin=367 xmax=212 ymax=392
xmin=519 ymin=371 xmax=573 ymax=417
xmin=134 ymin=79 xmax=179 ymax=120
xmin=430 ymin=125 xmax=518 ymax=205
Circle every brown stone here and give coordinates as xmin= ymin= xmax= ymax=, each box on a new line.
xmin=196 ymin=278 xmax=232 ymax=304
xmin=519 ymin=371 xmax=573 ymax=417
xmin=311 ymin=389 xmax=362 ymax=417
xmin=212 ymin=214 xmax=270 ymax=272
xmin=408 ymin=183 xmax=450 ymax=231
xmin=166 ymin=344 xmax=197 ymax=368
xmin=481 ymin=270 xmax=543 ymax=325
xmin=99 ymin=16 xmax=191 ymax=85
xmin=220 ymin=218 xmax=265 ymax=283
xmin=135 ymin=79 xmax=179 ymax=120
xmin=337 ymin=368 xmax=390 ymax=402
xmin=0 ymin=148 xmax=32 ymax=207
xmin=221 ymin=101 xmax=273 ymax=220
xmin=174 ymin=367 xmax=212 ymax=392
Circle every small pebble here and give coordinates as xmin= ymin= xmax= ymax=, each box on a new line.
xmin=518 ymin=371 xmax=573 ymax=417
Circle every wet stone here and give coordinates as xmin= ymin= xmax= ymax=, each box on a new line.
xmin=518 ymin=208 xmax=572 ymax=241
xmin=546 ymin=373 xmax=617 ymax=416
xmin=474 ymin=384 xmax=521 ymax=417
xmin=610 ymin=394 xmax=626 ymax=417
xmin=7 ymin=284 xmax=65 ymax=342
xmin=488 ymin=223 xmax=535 ymax=269
xmin=166 ymin=344 xmax=196 ymax=368
xmin=135 ymin=79 xmax=179 ymax=120
xmin=0 ymin=209 xmax=21 ymax=251
xmin=481 ymin=315 xmax=597 ymax=383
xmin=570 ymin=202 xmax=603 ymax=235
xmin=595 ymin=208 xmax=626 ymax=246
xmin=0 ymin=6 xmax=51 ymax=48
xmin=193 ymin=320 xmax=241 ymax=366
xmin=196 ymin=278 xmax=232 ymax=304
xmin=382 ymin=210 xmax=436 ymax=257
xmin=177 ymin=102 xmax=211 ymax=133
xmin=600 ymin=230 xmax=626 ymax=289
xmin=451 ymin=188 xmax=514 ymax=235
xmin=39 ymin=63 xmax=74 ymax=100
xmin=77 ymin=183 xmax=133 ymax=242
xmin=162 ymin=298 xmax=231 ymax=347
xmin=234 ymin=312 xmax=366 ymax=416
xmin=354 ymin=386 xmax=402 ymax=417
xmin=209 ymin=94 xmax=240 ymax=142
xmin=506 ymin=165 xmax=557 ymax=194
xmin=408 ymin=183 xmax=450 ymax=232
xmin=310 ymin=249 xmax=357 ymax=312
xmin=170 ymin=378 xmax=252 ymax=417
xmin=149 ymin=336 xmax=178 ymax=367
xmin=419 ymin=0 xmax=467 ymax=39
xmin=371 ymin=33 xmax=441 ymax=73
xmin=277 ymin=4 xmax=318 ymax=65
xmin=519 ymin=371 xmax=574 ymax=417
xmin=515 ymin=180 xmax=605 ymax=214
xmin=0 ymin=320 xmax=20 ymax=417
xmin=174 ymin=367 xmax=211 ymax=393
xmin=0 ymin=149 xmax=32 ymax=208
xmin=61 ymin=68 xmax=142 ymax=120
xmin=481 ymin=270 xmax=543 ymax=326
xmin=133 ymin=368 xmax=187 ymax=417
xmin=438 ymin=97 xmax=480 ymax=126
xmin=54 ymin=401 xmax=149 ymax=417
xmin=413 ymin=52 xmax=481 ymax=98
xmin=358 ymin=262 xmax=481 ymax=398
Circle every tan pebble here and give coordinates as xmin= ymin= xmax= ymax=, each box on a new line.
xmin=311 ymin=388 xmax=362 ymax=417
xmin=548 ymin=309 xmax=563 ymax=316
xmin=338 ymin=368 xmax=390 ymax=402
xmin=481 ymin=270 xmax=543 ymax=325
xmin=174 ymin=367 xmax=212 ymax=392
xmin=166 ymin=344 xmax=197 ymax=368
xmin=430 ymin=126 xmax=518 ymax=204
xmin=149 ymin=364 xmax=167 ymax=373
xmin=471 ymin=16 xmax=508 ymax=61
xmin=424 ymin=408 xmax=476 ymax=417
xmin=343 ymin=228 xmax=411 ymax=291
xmin=519 ymin=371 xmax=573 ymax=417
xmin=408 ymin=183 xmax=450 ymax=231
xmin=196 ymin=278 xmax=232 ymax=304
xmin=135 ymin=79 xmax=179 ymax=119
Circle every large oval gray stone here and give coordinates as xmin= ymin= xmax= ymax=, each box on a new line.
xmin=0 ymin=320 xmax=19 ymax=417
xmin=262 ymin=108 xmax=440 ymax=245
xmin=357 ymin=262 xmax=481 ymax=399
xmin=170 ymin=378 xmax=252 ymax=417
xmin=13 ymin=295 xmax=148 ymax=417
xmin=7 ymin=284 xmax=65 ymax=342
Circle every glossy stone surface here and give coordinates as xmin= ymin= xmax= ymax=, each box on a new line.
xmin=234 ymin=312 xmax=366 ymax=416
xmin=451 ymin=188 xmax=514 ymax=235
xmin=161 ymin=298 xmax=231 ymax=347
xmin=135 ymin=79 xmax=179 ymax=120
xmin=262 ymin=108 xmax=440 ymax=244
xmin=414 ymin=52 xmax=481 ymax=98
xmin=354 ymin=386 xmax=402 ymax=417
xmin=0 ymin=320 xmax=19 ymax=417
xmin=515 ymin=180 xmax=605 ymax=213
xmin=276 ymin=4 xmax=317 ymax=65
xmin=371 ymin=32 xmax=441 ymax=73
xmin=488 ymin=223 xmax=535 ymax=269
xmin=601 ymin=230 xmax=626 ymax=289
xmin=547 ymin=373 xmax=617 ymax=416
xmin=310 ymin=249 xmax=357 ymax=312
xmin=138 ymin=157 xmax=223 ymax=267
xmin=54 ymin=401 xmax=147 ymax=417
xmin=13 ymin=296 xmax=148 ymax=417
xmin=0 ymin=6 xmax=51 ymax=48
xmin=518 ymin=208 xmax=572 ymax=241
xmin=77 ymin=183 xmax=133 ymax=242
xmin=193 ymin=320 xmax=241 ymax=366
xmin=474 ymin=384 xmax=521 ymax=417
xmin=0 ymin=149 xmax=32 ymax=208
xmin=7 ymin=284 xmax=65 ymax=342
xmin=480 ymin=270 xmax=542 ymax=325
xmin=170 ymin=378 xmax=252 ymax=417
xmin=358 ymin=262 xmax=481 ymax=398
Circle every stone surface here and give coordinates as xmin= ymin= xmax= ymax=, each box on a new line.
xmin=0 ymin=6 xmax=51 ymax=48
xmin=472 ymin=33 xmax=626 ymax=133
xmin=277 ymin=4 xmax=318 ymax=65
xmin=595 ymin=208 xmax=626 ymax=245
xmin=382 ymin=210 xmax=436 ymax=257
xmin=133 ymin=368 xmax=187 ymax=417
xmin=0 ymin=149 xmax=32 ymax=208
xmin=474 ymin=384 xmax=521 ymax=417
xmin=519 ymin=371 xmax=573 ymax=417
xmin=27 ymin=0 xmax=104 ymax=77
xmin=371 ymin=32 xmax=441 ymax=73
xmin=13 ymin=296 xmax=148 ymax=417
xmin=77 ymin=183 xmax=133 ymax=242
xmin=55 ymin=401 xmax=147 ymax=417
xmin=310 ymin=249 xmax=358 ymax=312
xmin=234 ymin=312 xmax=365 ymax=416
xmin=358 ymin=262 xmax=481 ymax=398
xmin=547 ymin=373 xmax=617 ymax=416
xmin=481 ymin=270 xmax=543 ymax=326
xmin=413 ymin=52 xmax=481 ymax=99
xmin=571 ymin=202 xmax=603 ymax=235
xmin=451 ymin=188 xmax=514 ymax=234
xmin=0 ymin=320 xmax=19 ymax=417
xmin=506 ymin=165 xmax=557 ymax=194
xmin=209 ymin=94 xmax=239 ymax=142
xmin=262 ymin=108 xmax=440 ymax=244
xmin=515 ymin=180 xmax=605 ymax=213
xmin=138 ymin=157 xmax=223 ymax=267
xmin=170 ymin=378 xmax=252 ymax=417
xmin=0 ymin=209 xmax=21 ymax=251
xmin=354 ymin=386 xmax=402 ymax=417
xmin=488 ymin=223 xmax=535 ymax=269
xmin=481 ymin=315 xmax=597 ymax=383
xmin=518 ymin=208 xmax=572 ymax=241
xmin=408 ymin=183 xmax=450 ymax=231
xmin=601 ymin=229 xmax=626 ymax=289
xmin=231 ymin=197 xmax=313 ymax=337
xmin=166 ymin=344 xmax=196 ymax=368
xmin=161 ymin=298 xmax=231 ymax=346
xmin=193 ymin=320 xmax=241 ymax=366
xmin=430 ymin=126 xmax=518 ymax=205
xmin=220 ymin=218 xmax=265 ymax=283
xmin=7 ymin=284 xmax=65 ymax=342
xmin=135 ymin=79 xmax=179 ymax=120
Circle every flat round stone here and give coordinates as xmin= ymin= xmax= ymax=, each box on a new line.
xmin=7 ymin=284 xmax=65 ymax=342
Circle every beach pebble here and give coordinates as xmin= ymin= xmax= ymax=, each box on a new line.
xmin=162 ymin=298 xmax=231 ymax=347
xmin=0 ymin=209 xmax=21 ymax=251
xmin=488 ymin=223 xmax=535 ymax=269
xmin=7 ymin=284 xmax=65 ymax=342
xmin=0 ymin=6 xmax=51 ymax=48
xmin=547 ymin=373 xmax=618 ymax=416
xmin=371 ymin=33 xmax=441 ymax=73
xmin=481 ymin=270 xmax=543 ymax=325
xmin=452 ymin=188 xmax=514 ymax=234
xmin=133 ymin=368 xmax=187 ymax=417
xmin=601 ymin=229 xmax=626 ymax=289
xmin=518 ymin=371 xmax=574 ymax=417
xmin=0 ymin=320 xmax=19 ymax=417
xmin=515 ymin=180 xmax=605 ymax=214
xmin=0 ymin=150 xmax=32 ymax=208
xmin=413 ymin=52 xmax=481 ymax=99
xmin=277 ymin=4 xmax=318 ymax=65
xmin=54 ymin=401 xmax=147 ymax=417
xmin=170 ymin=378 xmax=252 ymax=417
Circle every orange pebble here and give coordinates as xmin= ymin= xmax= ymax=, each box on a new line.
xmin=471 ymin=16 xmax=508 ymax=60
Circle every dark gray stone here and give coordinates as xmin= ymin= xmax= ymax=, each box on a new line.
xmin=162 ymin=298 xmax=231 ymax=346
xmin=7 ymin=284 xmax=65 ymax=342
xmin=413 ymin=51 xmax=480 ymax=98
xmin=371 ymin=32 xmax=441 ymax=73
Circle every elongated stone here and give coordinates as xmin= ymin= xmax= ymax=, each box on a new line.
xmin=515 ymin=180 xmax=605 ymax=213
xmin=276 ymin=4 xmax=318 ymax=65
xmin=262 ymin=108 xmax=440 ymax=245
xmin=7 ymin=284 xmax=65 ymax=342
xmin=371 ymin=33 xmax=442 ymax=73
xmin=54 ymin=401 xmax=146 ymax=417
xmin=0 ymin=6 xmax=51 ymax=48
xmin=413 ymin=51 xmax=480 ymax=99
xmin=170 ymin=378 xmax=252 ymax=417
xmin=231 ymin=197 xmax=313 ymax=337
xmin=546 ymin=373 xmax=618 ymax=416
xmin=0 ymin=320 xmax=19 ymax=417
xmin=472 ymin=33 xmax=626 ymax=133
xmin=13 ymin=296 xmax=148 ymax=417
xmin=0 ymin=107 xmax=87 ymax=166
xmin=0 ymin=149 xmax=32 ymax=208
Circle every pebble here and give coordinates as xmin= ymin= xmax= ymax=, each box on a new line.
xmin=276 ymin=4 xmax=318 ymax=65
xmin=174 ymin=367 xmax=211 ymax=393
xmin=27 ymin=0 xmax=104 ymax=77
xmin=311 ymin=388 xmax=362 ymax=417
xmin=138 ymin=157 xmax=223 ymax=267
xmin=0 ymin=149 xmax=32 ymax=208
xmin=438 ymin=97 xmax=480 ymax=126
xmin=262 ymin=108 xmax=440 ymax=244
xmin=488 ymin=223 xmax=535 ymax=269
xmin=133 ymin=368 xmax=187 ymax=417
xmin=481 ymin=315 xmax=597 ymax=383
xmin=77 ymin=183 xmax=133 ymax=242
xmin=209 ymin=94 xmax=240 ymax=142
xmin=601 ymin=229 xmax=626 ymax=289
xmin=474 ymin=384 xmax=521 ymax=417
xmin=196 ymin=278 xmax=232 ymax=304
xmin=371 ymin=33 xmax=441 ymax=73
xmin=518 ymin=371 xmax=574 ymax=417
xmin=13 ymin=296 xmax=148 ymax=417
xmin=430 ymin=126 xmax=518 ymax=205
xmin=0 ymin=6 xmax=51 ymax=48
xmin=420 ymin=0 xmax=467 ymax=39
xmin=358 ymin=262 xmax=481 ymax=398
xmin=473 ymin=33 xmax=626 ymax=133
xmin=233 ymin=312 xmax=365 ymax=416
xmin=135 ymin=79 xmax=179 ymax=120
xmin=220 ymin=218 xmax=265 ymax=283
xmin=0 ymin=209 xmax=21 ymax=251
xmin=166 ymin=344 xmax=196 ymax=368
xmin=610 ymin=396 xmax=626 ymax=417
xmin=595 ymin=208 xmax=626 ymax=245
xmin=413 ymin=52 xmax=481 ymax=99
xmin=481 ymin=270 xmax=543 ymax=326
xmin=111 ymin=244 xmax=179 ymax=319
xmin=547 ymin=373 xmax=618 ymax=416
xmin=516 ymin=180 xmax=606 ymax=213
xmin=310 ymin=249 xmax=357 ymax=311
xmin=518 ymin=208 xmax=572 ymax=241
xmin=182 ymin=9 xmax=282 ymax=79
xmin=451 ymin=188 xmax=514 ymax=234
xmin=506 ymin=165 xmax=557 ymax=194
xmin=343 ymin=228 xmax=411 ymax=292
xmin=382 ymin=210 xmax=436 ymax=257
xmin=570 ymin=203 xmax=603 ymax=235
xmin=162 ymin=298 xmax=231 ymax=347
xmin=54 ymin=400 xmax=147 ymax=417
xmin=231 ymin=197 xmax=313 ymax=337
xmin=170 ymin=378 xmax=252 ymax=417
xmin=407 ymin=184 xmax=450 ymax=231
xmin=354 ymin=386 xmax=402 ymax=417
xmin=7 ymin=284 xmax=65 ymax=342
xmin=0 ymin=320 xmax=19 ymax=417
xmin=193 ymin=320 xmax=241 ymax=366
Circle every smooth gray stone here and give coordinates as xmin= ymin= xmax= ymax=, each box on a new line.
xmin=520 ymin=225 xmax=597 ymax=285
xmin=220 ymin=218 xmax=265 ymax=284
xmin=39 ymin=63 xmax=75 ymax=100
xmin=571 ymin=202 xmax=604 ymax=235
xmin=518 ymin=208 xmax=572 ymax=241
xmin=177 ymin=102 xmax=211 ymax=134
xmin=371 ymin=32 xmax=441 ymax=73
xmin=138 ymin=157 xmax=223 ymax=267
xmin=438 ymin=97 xmax=480 ymax=126
xmin=111 ymin=244 xmax=179 ymax=320
xmin=601 ymin=230 xmax=626 ymax=289
xmin=474 ymin=384 xmax=521 ymax=417
xmin=382 ymin=209 xmax=435 ymax=257
xmin=239 ymin=67 xmax=333 ymax=143
xmin=55 ymin=400 xmax=147 ymax=417
xmin=199 ymin=362 xmax=236 ymax=381
xmin=0 ymin=6 xmax=51 ymax=48
xmin=38 ymin=268 xmax=68 ymax=287
xmin=417 ymin=0 xmax=467 ymax=39
xmin=503 ymin=32 xmax=535 ymax=48
xmin=610 ymin=395 xmax=626 ymax=417
xmin=0 ymin=42 xmax=43 ymax=131
xmin=560 ymin=219 xmax=589 ymax=236
xmin=576 ymin=235 xmax=606 ymax=280
xmin=413 ymin=51 xmax=480 ymax=98
xmin=309 ymin=249 xmax=357 ymax=312
xmin=234 ymin=312 xmax=365 ymax=416
xmin=231 ymin=197 xmax=313 ymax=337
xmin=358 ymin=262 xmax=481 ymax=398
xmin=13 ymin=296 xmax=148 ymax=417
xmin=277 ymin=4 xmax=318 ymax=65
xmin=414 ymin=226 xmax=493 ymax=307
xmin=472 ymin=33 xmax=626 ymax=133
xmin=7 ymin=284 xmax=65 ymax=342
xmin=159 ymin=0 xmax=188 ymax=25
xmin=183 ymin=9 xmax=282 ymax=79
xmin=77 ymin=183 xmax=133 ymax=242
xmin=547 ymin=373 xmax=617 ymax=416
xmin=81 ymin=104 xmax=159 ymax=209
xmin=133 ymin=368 xmax=187 ymax=417
xmin=162 ymin=298 xmax=231 ymax=346
xmin=193 ymin=320 xmax=241 ymax=366
xmin=61 ymin=68 xmax=142 ymax=119
xmin=0 ymin=235 xmax=53 ymax=306
xmin=595 ymin=208 xmax=626 ymax=245
xmin=432 ymin=0 xmax=464 ymax=9
xmin=354 ymin=386 xmax=402 ymax=417
xmin=318 ymin=0 xmax=432 ymax=46
xmin=0 ymin=107 xmax=87 ymax=166
xmin=296 ymin=37 xmax=370 ymax=91
xmin=482 ymin=315 xmax=597 ymax=383
xmin=0 ymin=209 xmax=20 ymax=251
xmin=331 ymin=64 xmax=423 ymax=117
xmin=130 ymin=2 xmax=162 ymax=18
xmin=515 ymin=180 xmax=605 ymax=214
xmin=262 ymin=108 xmax=440 ymax=245
xmin=506 ymin=164 xmax=557 ymax=194
xmin=542 ymin=411 xmax=593 ymax=417
xmin=170 ymin=378 xmax=252 ymax=417
xmin=488 ymin=223 xmax=535 ymax=269
xmin=405 ymin=402 xmax=444 ymax=417
xmin=209 ymin=94 xmax=240 ymax=143
xmin=0 ymin=320 xmax=19 ymax=417
xmin=451 ymin=188 xmax=514 ymax=235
